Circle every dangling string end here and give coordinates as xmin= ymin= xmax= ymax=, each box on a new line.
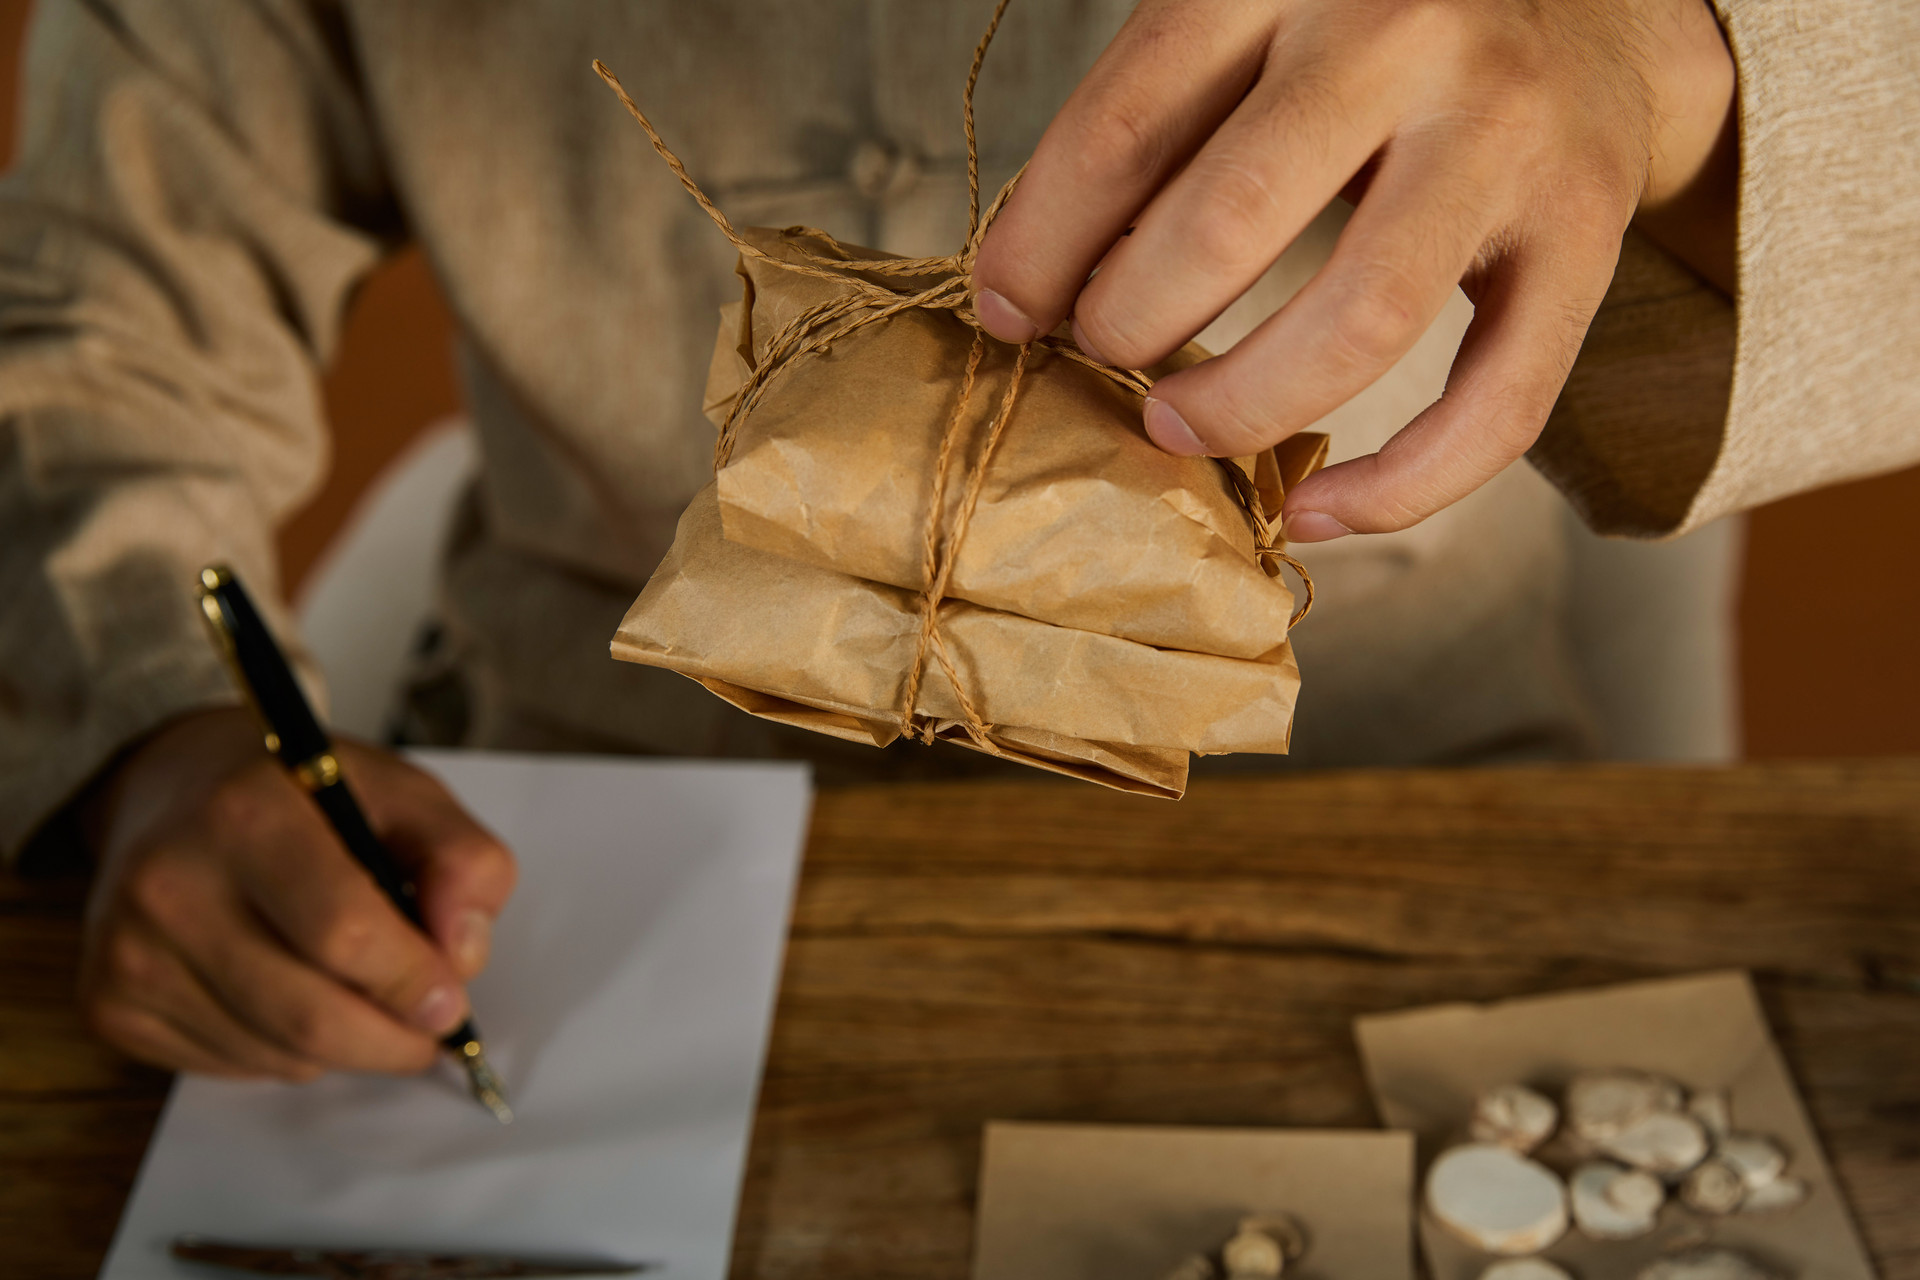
xmin=592 ymin=61 xmax=755 ymax=256
xmin=963 ymin=0 xmax=1017 ymax=240
xmin=1258 ymin=547 xmax=1316 ymax=628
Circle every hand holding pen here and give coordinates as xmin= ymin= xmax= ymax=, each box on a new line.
xmin=73 ymin=571 xmax=517 ymax=1113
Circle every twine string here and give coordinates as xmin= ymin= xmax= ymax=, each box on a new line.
xmin=907 ymin=338 xmax=1032 ymax=747
xmin=898 ymin=331 xmax=989 ymax=744
xmin=1217 ymin=462 xmax=1316 ymax=628
xmin=593 ymin=0 xmax=1311 ymax=744
xmin=965 ymin=0 xmax=1014 ymax=239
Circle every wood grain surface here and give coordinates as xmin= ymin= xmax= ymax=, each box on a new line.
xmin=5 ymin=760 xmax=1919 ymax=1278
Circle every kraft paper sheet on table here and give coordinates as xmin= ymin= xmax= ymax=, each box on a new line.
xmin=97 ymin=751 xmax=814 ymax=1280
xmin=971 ymin=1122 xmax=1414 ymax=1280
xmin=1355 ymin=971 xmax=1877 ymax=1280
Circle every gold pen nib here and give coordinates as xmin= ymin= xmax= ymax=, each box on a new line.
xmin=454 ymin=1035 xmax=514 ymax=1125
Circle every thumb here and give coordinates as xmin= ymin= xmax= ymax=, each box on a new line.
xmin=342 ymin=746 xmax=519 ymax=981
xmin=1279 ymin=242 xmax=1612 ymax=539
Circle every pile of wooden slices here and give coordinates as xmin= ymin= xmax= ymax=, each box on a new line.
xmin=1158 ymin=1214 xmax=1308 ymax=1280
xmin=1423 ymin=1070 xmax=1808 ymax=1278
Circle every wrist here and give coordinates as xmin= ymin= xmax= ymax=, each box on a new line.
xmin=1637 ymin=0 xmax=1737 ymax=213
xmin=80 ymin=706 xmax=263 ymax=865
xmin=1631 ymin=0 xmax=1739 ymax=293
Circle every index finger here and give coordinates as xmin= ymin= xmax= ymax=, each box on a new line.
xmin=1281 ymin=237 xmax=1620 ymax=538
xmin=970 ymin=0 xmax=1277 ymax=341
xmin=224 ymin=769 xmax=471 ymax=1037
xmin=346 ymin=748 xmax=517 ymax=980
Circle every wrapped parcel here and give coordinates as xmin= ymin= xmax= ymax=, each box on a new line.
xmin=610 ymin=220 xmax=1322 ymax=799
xmin=708 ymin=229 xmax=1301 ymax=660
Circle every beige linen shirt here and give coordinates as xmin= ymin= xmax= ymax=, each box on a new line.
xmin=2 ymin=0 xmax=1915 ymax=859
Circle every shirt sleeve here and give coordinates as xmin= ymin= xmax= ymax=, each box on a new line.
xmin=1529 ymin=0 xmax=1920 ymax=538
xmin=0 ymin=0 xmax=397 ymax=860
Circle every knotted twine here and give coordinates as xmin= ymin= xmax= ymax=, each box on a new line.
xmin=593 ymin=0 xmax=1312 ymax=755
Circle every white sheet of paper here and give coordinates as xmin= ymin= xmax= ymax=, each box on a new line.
xmin=98 ymin=750 xmax=813 ymax=1279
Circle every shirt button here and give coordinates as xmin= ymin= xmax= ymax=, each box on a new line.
xmin=848 ymin=138 xmax=920 ymax=203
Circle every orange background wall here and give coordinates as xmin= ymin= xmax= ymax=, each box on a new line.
xmin=2 ymin=0 xmax=1915 ymax=758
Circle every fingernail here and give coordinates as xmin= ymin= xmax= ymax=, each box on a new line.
xmin=1070 ymin=318 xmax=1111 ymax=366
xmin=1282 ymin=510 xmax=1353 ymax=542
xmin=975 ymin=288 xmax=1039 ymax=344
xmin=412 ymin=983 xmax=464 ymax=1034
xmin=1143 ymin=397 xmax=1209 ymax=456
xmin=453 ymin=909 xmax=492 ymax=974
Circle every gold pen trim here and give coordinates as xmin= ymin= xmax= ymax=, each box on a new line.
xmin=293 ymin=751 xmax=341 ymax=792
xmin=194 ymin=563 xmax=283 ymax=756
xmin=451 ymin=1034 xmax=515 ymax=1124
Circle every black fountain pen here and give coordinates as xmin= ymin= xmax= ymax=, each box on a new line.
xmin=195 ymin=565 xmax=513 ymax=1125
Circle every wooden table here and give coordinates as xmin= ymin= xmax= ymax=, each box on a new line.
xmin=6 ymin=760 xmax=1920 ymax=1277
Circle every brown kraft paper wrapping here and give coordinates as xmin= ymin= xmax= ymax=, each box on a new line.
xmin=708 ymin=227 xmax=1324 ymax=661
xmin=595 ymin=7 xmax=1321 ymax=799
xmin=612 ymin=487 xmax=1304 ymax=797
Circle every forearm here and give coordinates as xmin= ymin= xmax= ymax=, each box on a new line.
xmin=0 ymin=0 xmax=396 ymax=860
xmin=1631 ymin=0 xmax=1739 ymax=295
xmin=0 ymin=440 xmax=300 ymax=860
xmin=1537 ymin=0 xmax=1920 ymax=536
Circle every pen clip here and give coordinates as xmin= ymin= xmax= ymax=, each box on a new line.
xmin=196 ymin=564 xmax=284 ymax=757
